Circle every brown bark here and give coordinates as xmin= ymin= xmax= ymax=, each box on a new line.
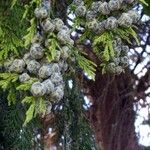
xmin=87 ymin=70 xmax=144 ymax=150
xmin=41 ymin=114 xmax=62 ymax=150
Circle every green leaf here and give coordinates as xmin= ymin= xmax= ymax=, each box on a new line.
xmin=76 ymin=52 xmax=97 ymax=80
xmin=0 ymin=73 xmax=18 ymax=80
xmin=23 ymin=101 xmax=36 ymax=126
xmin=0 ymin=73 xmax=18 ymax=90
xmin=0 ymin=27 xmax=3 ymax=37
xmin=108 ymin=40 xmax=114 ymax=58
xmin=22 ymin=96 xmax=46 ymax=125
xmin=128 ymin=27 xmax=140 ymax=45
xmin=22 ymin=5 xmax=30 ymax=20
xmin=0 ymin=80 xmax=10 ymax=90
xmin=34 ymin=97 xmax=46 ymax=116
xmin=46 ymin=36 xmax=61 ymax=62
xmin=102 ymin=65 xmax=106 ymax=74
xmin=93 ymin=32 xmax=109 ymax=46
xmin=23 ymin=18 xmax=36 ymax=47
xmin=17 ymin=83 xmax=31 ymax=91
xmin=31 ymin=0 xmax=42 ymax=5
xmin=17 ymin=78 xmax=38 ymax=91
xmin=22 ymin=96 xmax=35 ymax=104
xmin=11 ymin=0 xmax=17 ymax=9
xmin=113 ymin=28 xmax=131 ymax=44
xmin=139 ymin=0 xmax=148 ymax=6
xmin=103 ymin=45 xmax=110 ymax=62
xmin=38 ymin=97 xmax=46 ymax=114
xmin=93 ymin=32 xmax=115 ymax=60
xmin=7 ymin=88 xmax=17 ymax=105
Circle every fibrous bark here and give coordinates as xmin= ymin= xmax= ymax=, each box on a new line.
xmin=87 ymin=70 xmax=144 ymax=150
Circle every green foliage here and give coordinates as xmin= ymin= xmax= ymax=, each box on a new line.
xmin=0 ymin=72 xmax=45 ymax=126
xmin=0 ymin=73 xmax=44 ymax=128
xmin=0 ymin=73 xmax=18 ymax=90
xmin=7 ymin=87 xmax=17 ymax=106
xmin=34 ymin=97 xmax=46 ymax=117
xmin=46 ymin=33 xmax=61 ymax=61
xmin=23 ymin=18 xmax=36 ymax=47
xmin=0 ymin=1 xmax=26 ymax=60
xmin=100 ymin=63 xmax=107 ymax=74
xmin=31 ymin=0 xmax=42 ymax=6
xmin=22 ymin=0 xmax=43 ymax=48
xmin=0 ymin=73 xmax=19 ymax=105
xmin=16 ymin=82 xmax=32 ymax=91
xmin=142 ymin=0 xmax=150 ymax=15
xmin=22 ymin=96 xmax=35 ymax=104
xmin=0 ymin=93 xmax=42 ymax=150
xmin=0 ymin=0 xmax=46 ymax=130
xmin=128 ymin=27 xmax=140 ymax=45
xmin=75 ymin=51 xmax=97 ymax=80
xmin=58 ymin=77 xmax=97 ymax=149
xmin=93 ymin=27 xmax=139 ymax=65
xmin=0 ymin=0 xmax=144 ymax=149
xmin=139 ymin=0 xmax=149 ymax=6
xmin=22 ymin=0 xmax=42 ymax=20
xmin=11 ymin=0 xmax=17 ymax=9
xmin=103 ymin=45 xmax=110 ymax=62
xmin=113 ymin=27 xmax=140 ymax=45
xmin=22 ymin=96 xmax=46 ymax=126
xmin=23 ymin=98 xmax=36 ymax=126
xmin=93 ymin=32 xmax=114 ymax=62
xmin=16 ymin=78 xmax=38 ymax=91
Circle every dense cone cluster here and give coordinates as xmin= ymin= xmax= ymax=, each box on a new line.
xmin=73 ymin=0 xmax=140 ymax=74
xmin=7 ymin=3 xmax=73 ymax=113
xmin=74 ymin=0 xmax=140 ymax=31
xmin=107 ymin=37 xmax=130 ymax=74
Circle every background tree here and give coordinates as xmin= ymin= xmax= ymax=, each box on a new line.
xmin=0 ymin=0 xmax=150 ymax=150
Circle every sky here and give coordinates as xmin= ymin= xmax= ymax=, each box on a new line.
xmin=133 ymin=14 xmax=150 ymax=147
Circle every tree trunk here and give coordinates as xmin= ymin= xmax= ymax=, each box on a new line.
xmin=88 ymin=70 xmax=143 ymax=150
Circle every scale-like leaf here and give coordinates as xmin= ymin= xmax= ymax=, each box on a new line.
xmin=23 ymin=101 xmax=36 ymax=126
xmin=23 ymin=18 xmax=36 ymax=47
